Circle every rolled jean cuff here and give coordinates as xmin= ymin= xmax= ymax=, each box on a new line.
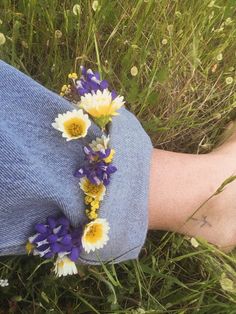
xmin=79 ymin=107 xmax=153 ymax=264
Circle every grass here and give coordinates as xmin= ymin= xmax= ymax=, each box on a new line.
xmin=0 ymin=0 xmax=236 ymax=312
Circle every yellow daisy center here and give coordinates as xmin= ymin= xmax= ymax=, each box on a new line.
xmin=63 ymin=117 xmax=86 ymax=137
xmin=84 ymin=224 xmax=103 ymax=243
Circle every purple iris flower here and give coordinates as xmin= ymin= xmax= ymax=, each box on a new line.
xmin=29 ymin=215 xmax=82 ymax=261
xmin=74 ymin=66 xmax=117 ymax=99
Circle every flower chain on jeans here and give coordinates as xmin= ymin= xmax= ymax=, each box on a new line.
xmin=26 ymin=66 xmax=125 ymax=277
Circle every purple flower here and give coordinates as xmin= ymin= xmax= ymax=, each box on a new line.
xmin=74 ymin=66 xmax=117 ymax=99
xmin=74 ymin=146 xmax=117 ymax=186
xmin=27 ymin=215 xmax=82 ymax=261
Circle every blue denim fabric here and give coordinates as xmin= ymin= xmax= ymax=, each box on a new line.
xmin=0 ymin=60 xmax=153 ymax=264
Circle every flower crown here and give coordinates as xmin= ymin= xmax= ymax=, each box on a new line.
xmin=25 ymin=66 xmax=125 ymax=277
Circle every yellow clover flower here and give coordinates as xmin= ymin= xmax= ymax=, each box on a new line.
xmin=79 ymin=89 xmax=125 ymax=128
xmin=68 ymin=72 xmax=78 ymax=80
xmin=79 ymin=177 xmax=106 ymax=201
xmin=52 ymin=109 xmax=91 ymax=141
xmin=82 ymin=218 xmax=110 ymax=253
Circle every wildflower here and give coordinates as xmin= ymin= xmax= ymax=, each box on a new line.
xmin=54 ymin=30 xmax=62 ymax=39
xmin=161 ymin=38 xmax=168 ymax=45
xmin=82 ymin=218 xmax=110 ymax=253
xmin=86 ymin=208 xmax=98 ymax=220
xmin=190 ymin=237 xmax=199 ymax=248
xmin=208 ymin=0 xmax=215 ymax=8
xmin=52 ymin=109 xmax=91 ymax=141
xmin=103 ymin=149 xmax=115 ymax=163
xmin=68 ymin=72 xmax=78 ymax=80
xmin=54 ymin=255 xmax=78 ymax=277
xmin=79 ymin=89 xmax=125 ymax=128
xmin=79 ymin=177 xmax=106 ymax=201
xmin=0 ymin=279 xmax=9 ymax=287
xmin=85 ymin=195 xmax=94 ymax=204
xmin=225 ymin=77 xmax=234 ymax=85
xmin=0 ymin=33 xmax=6 ymax=45
xmin=216 ymin=53 xmax=223 ymax=61
xmin=92 ymin=0 xmax=99 ymax=11
xmin=60 ymin=84 xmax=71 ymax=97
xmin=27 ymin=215 xmax=82 ymax=262
xmin=89 ymin=135 xmax=110 ymax=151
xmin=75 ymin=66 xmax=115 ymax=98
xmin=88 ymin=136 xmax=115 ymax=163
xmin=25 ymin=240 xmax=35 ymax=254
xmin=72 ymin=4 xmax=81 ymax=16
xmin=74 ymin=147 xmax=117 ymax=186
xmin=220 ymin=273 xmax=235 ymax=292
xmin=130 ymin=66 xmax=138 ymax=76
xmin=225 ymin=17 xmax=232 ymax=25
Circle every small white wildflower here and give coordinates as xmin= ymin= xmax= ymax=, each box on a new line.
xmin=54 ymin=30 xmax=62 ymax=39
xmin=0 ymin=279 xmax=9 ymax=287
xmin=54 ymin=256 xmax=78 ymax=277
xmin=92 ymin=0 xmax=99 ymax=11
xmin=72 ymin=4 xmax=81 ymax=16
xmin=167 ymin=24 xmax=173 ymax=34
xmin=162 ymin=38 xmax=168 ymax=45
xmin=225 ymin=17 xmax=232 ymax=25
xmin=220 ymin=273 xmax=235 ymax=292
xmin=225 ymin=77 xmax=234 ymax=85
xmin=190 ymin=237 xmax=199 ymax=248
xmin=216 ymin=53 xmax=223 ymax=61
xmin=175 ymin=11 xmax=182 ymax=17
xmin=0 ymin=33 xmax=6 ymax=45
xmin=130 ymin=66 xmax=138 ymax=76
xmin=208 ymin=0 xmax=215 ymax=7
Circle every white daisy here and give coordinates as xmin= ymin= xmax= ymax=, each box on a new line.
xmin=79 ymin=89 xmax=124 ymax=128
xmin=54 ymin=255 xmax=78 ymax=277
xmin=52 ymin=109 xmax=91 ymax=141
xmin=89 ymin=135 xmax=110 ymax=152
xmin=82 ymin=218 xmax=110 ymax=253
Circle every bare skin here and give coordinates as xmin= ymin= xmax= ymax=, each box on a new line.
xmin=148 ymin=124 xmax=236 ymax=252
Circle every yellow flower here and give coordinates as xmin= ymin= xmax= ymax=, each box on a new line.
xmin=85 ymin=195 xmax=93 ymax=205
xmin=68 ymin=72 xmax=78 ymax=80
xmin=91 ymin=200 xmax=100 ymax=210
xmin=25 ymin=241 xmax=34 ymax=254
xmin=79 ymin=177 xmax=106 ymax=201
xmin=82 ymin=218 xmax=110 ymax=253
xmin=60 ymin=84 xmax=71 ymax=96
xmin=79 ymin=89 xmax=125 ymax=128
xmin=54 ymin=256 xmax=78 ymax=277
xmin=52 ymin=109 xmax=91 ymax=141
xmin=103 ymin=148 xmax=115 ymax=163
xmin=87 ymin=210 xmax=98 ymax=220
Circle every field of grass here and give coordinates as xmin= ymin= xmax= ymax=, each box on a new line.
xmin=0 ymin=0 xmax=236 ymax=312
